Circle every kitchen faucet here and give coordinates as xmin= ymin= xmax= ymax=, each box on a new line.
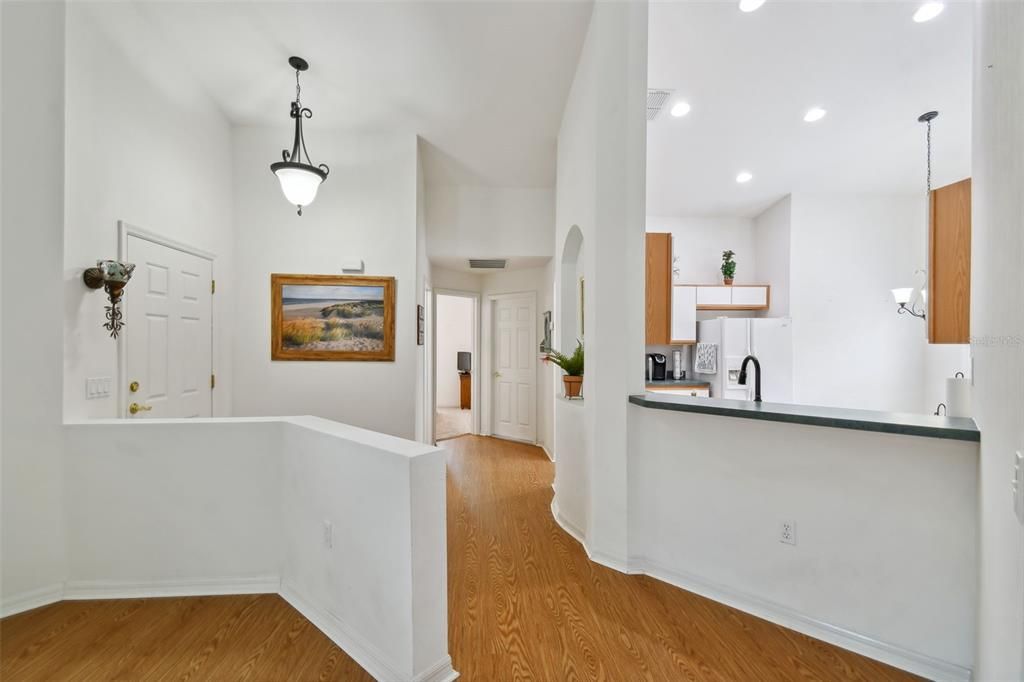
xmin=738 ymin=355 xmax=762 ymax=402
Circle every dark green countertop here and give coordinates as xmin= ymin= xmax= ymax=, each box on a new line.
xmin=629 ymin=393 xmax=980 ymax=442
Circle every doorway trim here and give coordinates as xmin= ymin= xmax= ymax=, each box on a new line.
xmin=483 ymin=290 xmax=538 ymax=443
xmin=116 ymin=221 xmax=216 ymax=417
xmin=432 ymin=288 xmax=481 ymax=441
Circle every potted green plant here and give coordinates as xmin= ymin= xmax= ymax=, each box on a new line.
xmin=546 ymin=341 xmax=584 ymax=399
xmin=721 ymin=250 xmax=737 ymax=285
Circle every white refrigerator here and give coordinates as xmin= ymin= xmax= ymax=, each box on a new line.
xmin=693 ymin=317 xmax=793 ymax=402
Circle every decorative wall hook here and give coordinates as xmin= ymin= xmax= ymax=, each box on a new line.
xmin=83 ymin=260 xmax=135 ymax=338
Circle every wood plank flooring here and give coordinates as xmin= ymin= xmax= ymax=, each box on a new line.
xmin=446 ymin=435 xmax=919 ymax=681
xmin=2 ymin=434 xmax=920 ymax=681
xmin=0 ymin=594 xmax=372 ymax=681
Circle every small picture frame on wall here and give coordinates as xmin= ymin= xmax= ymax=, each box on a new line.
xmin=541 ymin=310 xmax=552 ymax=353
xmin=271 ymin=274 xmax=396 ymax=361
xmin=417 ymin=304 xmax=425 ymax=346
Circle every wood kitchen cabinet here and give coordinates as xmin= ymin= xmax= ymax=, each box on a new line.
xmin=646 ymin=233 xmax=672 ymax=344
xmin=929 ymin=178 xmax=971 ymax=344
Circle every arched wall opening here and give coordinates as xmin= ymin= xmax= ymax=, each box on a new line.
xmin=559 ymin=224 xmax=584 ymax=354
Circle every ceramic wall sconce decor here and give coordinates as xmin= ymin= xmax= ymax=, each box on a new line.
xmin=83 ymin=260 xmax=135 ymax=339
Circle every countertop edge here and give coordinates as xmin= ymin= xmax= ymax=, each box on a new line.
xmin=628 ymin=394 xmax=981 ymax=443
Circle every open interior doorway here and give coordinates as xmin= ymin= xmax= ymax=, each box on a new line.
xmin=434 ymin=291 xmax=478 ymax=441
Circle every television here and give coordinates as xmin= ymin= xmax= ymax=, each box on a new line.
xmin=457 ymin=351 xmax=472 ymax=373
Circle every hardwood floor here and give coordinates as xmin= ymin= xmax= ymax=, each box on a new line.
xmin=0 ymin=594 xmax=372 ymax=681
xmin=445 ymin=435 xmax=919 ymax=682
xmin=2 ymin=434 xmax=919 ymax=681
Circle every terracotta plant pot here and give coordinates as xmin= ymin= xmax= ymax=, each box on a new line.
xmin=723 ymin=277 xmax=734 ymax=285
xmin=563 ymin=375 xmax=583 ymax=399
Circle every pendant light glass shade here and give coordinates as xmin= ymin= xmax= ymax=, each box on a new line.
xmin=272 ymin=164 xmax=326 ymax=209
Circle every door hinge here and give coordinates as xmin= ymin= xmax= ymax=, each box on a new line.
xmin=211 ymin=374 xmax=216 ymax=389
xmin=211 ymin=279 xmax=216 ymax=294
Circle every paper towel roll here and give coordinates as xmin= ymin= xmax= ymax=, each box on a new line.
xmin=946 ymin=377 xmax=972 ymax=418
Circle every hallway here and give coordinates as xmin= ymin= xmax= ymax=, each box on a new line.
xmin=445 ymin=435 xmax=918 ymax=681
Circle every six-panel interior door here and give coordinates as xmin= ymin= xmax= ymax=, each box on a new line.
xmin=492 ymin=295 xmax=536 ymax=442
xmin=124 ymin=234 xmax=213 ymax=418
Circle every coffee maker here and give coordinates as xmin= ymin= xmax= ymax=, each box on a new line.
xmin=646 ymin=353 xmax=667 ymax=381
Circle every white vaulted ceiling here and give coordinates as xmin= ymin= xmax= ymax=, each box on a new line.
xmin=647 ymin=1 xmax=973 ymax=218
xmin=90 ymin=1 xmax=593 ymax=188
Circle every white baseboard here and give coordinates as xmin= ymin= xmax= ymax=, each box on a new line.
xmin=414 ymin=655 xmax=461 ymax=682
xmin=548 ymin=500 xmax=970 ymax=682
xmin=62 ymin=575 xmax=280 ymax=600
xmin=281 ymin=582 xmax=458 ymax=682
xmin=540 ymin=443 xmax=554 ymax=462
xmin=631 ymin=557 xmax=972 ymax=682
xmin=1 ymin=583 xmax=64 ymax=618
xmin=549 ymin=500 xmax=635 ymax=575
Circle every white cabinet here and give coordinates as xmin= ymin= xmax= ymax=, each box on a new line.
xmin=730 ymin=286 xmax=769 ymax=307
xmin=671 ymin=286 xmax=697 ymax=343
xmin=696 ymin=286 xmax=732 ymax=306
xmin=693 ymin=285 xmax=770 ymax=310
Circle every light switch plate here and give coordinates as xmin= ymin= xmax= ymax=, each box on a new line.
xmin=85 ymin=376 xmax=112 ymax=400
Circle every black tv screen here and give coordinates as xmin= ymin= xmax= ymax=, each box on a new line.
xmin=457 ymin=351 xmax=472 ymax=373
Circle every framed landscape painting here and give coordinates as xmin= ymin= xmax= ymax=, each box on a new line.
xmin=271 ymin=274 xmax=396 ymax=361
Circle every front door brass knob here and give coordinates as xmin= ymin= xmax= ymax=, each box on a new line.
xmin=129 ymin=381 xmax=139 ymax=393
xmin=129 ymin=402 xmax=153 ymax=415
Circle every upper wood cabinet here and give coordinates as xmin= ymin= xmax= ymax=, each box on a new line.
xmin=645 ymin=233 xmax=672 ymax=344
xmin=928 ymin=178 xmax=971 ymax=344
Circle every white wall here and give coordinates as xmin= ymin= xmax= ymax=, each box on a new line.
xmin=1 ymin=0 xmax=69 ymax=607
xmin=231 ymin=129 xmax=421 ymax=439
xmin=753 ymin=195 xmax=792 ymax=317
xmin=971 ymin=2 xmax=1024 ymax=677
xmin=646 ymin=215 xmax=757 ymax=285
xmin=435 ymin=295 xmax=474 ymax=407
xmin=789 ymin=193 xmax=928 ymax=414
xmin=64 ymin=420 xmax=282 ymax=590
xmin=63 ymin=2 xmax=235 ymax=420
xmin=426 ymin=186 xmax=554 ymax=262
xmin=59 ymin=417 xmax=451 ymax=682
xmin=553 ymin=0 xmax=648 ymax=567
xmin=628 ymin=405 xmax=978 ymax=680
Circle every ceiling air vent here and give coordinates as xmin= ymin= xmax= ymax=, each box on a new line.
xmin=647 ymin=89 xmax=673 ymax=121
xmin=469 ymin=259 xmax=507 ymax=270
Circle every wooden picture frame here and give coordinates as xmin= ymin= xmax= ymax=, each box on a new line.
xmin=271 ymin=273 xmax=396 ymax=361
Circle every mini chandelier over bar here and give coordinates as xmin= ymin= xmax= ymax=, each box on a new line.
xmin=270 ymin=56 xmax=329 ymax=215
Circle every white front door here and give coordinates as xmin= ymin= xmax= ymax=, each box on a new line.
xmin=492 ymin=294 xmax=536 ymax=442
xmin=124 ymin=234 xmax=213 ymax=418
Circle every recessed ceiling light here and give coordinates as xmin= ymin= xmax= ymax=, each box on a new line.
xmin=736 ymin=171 xmax=753 ymax=184
xmin=803 ymin=107 xmax=827 ymax=123
xmin=739 ymin=0 xmax=766 ymax=12
xmin=670 ymin=101 xmax=691 ymax=117
xmin=913 ymin=1 xmax=944 ymax=22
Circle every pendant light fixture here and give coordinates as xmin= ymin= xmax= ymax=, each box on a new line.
xmin=891 ymin=110 xmax=939 ymax=321
xmin=270 ymin=56 xmax=329 ymax=215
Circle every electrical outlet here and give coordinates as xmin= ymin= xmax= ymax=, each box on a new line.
xmin=1013 ymin=451 xmax=1023 ymax=525
xmin=323 ymin=520 xmax=333 ymax=549
xmin=779 ymin=521 xmax=797 ymax=546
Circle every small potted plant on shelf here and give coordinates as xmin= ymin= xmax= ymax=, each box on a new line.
xmin=721 ymin=250 xmax=737 ymax=285
xmin=546 ymin=341 xmax=584 ymax=399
